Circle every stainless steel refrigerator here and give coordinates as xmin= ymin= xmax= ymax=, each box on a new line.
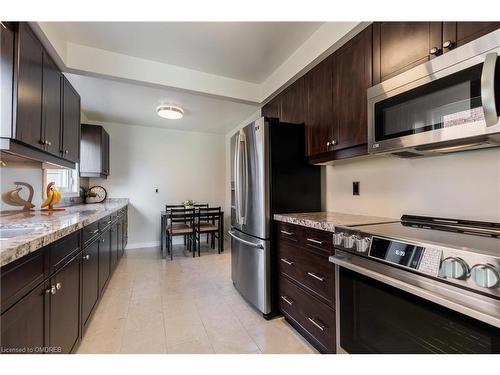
xmin=230 ymin=117 xmax=321 ymax=317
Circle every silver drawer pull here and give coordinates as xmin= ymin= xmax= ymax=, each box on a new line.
xmin=307 ymin=272 xmax=325 ymax=282
xmin=307 ymin=238 xmax=324 ymax=245
xmin=84 ymin=254 xmax=90 ymax=260
xmin=56 ymin=282 xmax=62 ymax=290
xmin=308 ymin=317 xmax=325 ymax=331
xmin=280 ymin=230 xmax=294 ymax=236
xmin=280 ymin=258 xmax=294 ymax=266
xmin=46 ymin=286 xmax=56 ymax=295
xmin=281 ymin=295 xmax=294 ymax=306
xmin=89 ymin=229 xmax=99 ymax=234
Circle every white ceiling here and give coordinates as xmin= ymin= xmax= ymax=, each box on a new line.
xmin=66 ymin=73 xmax=259 ymax=134
xmin=49 ymin=22 xmax=323 ymax=83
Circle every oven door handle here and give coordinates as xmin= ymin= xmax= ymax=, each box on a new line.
xmin=330 ymin=254 xmax=500 ymax=329
xmin=481 ymin=52 xmax=499 ymax=127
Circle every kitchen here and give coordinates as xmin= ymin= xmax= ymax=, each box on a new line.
xmin=1 ymin=1 xmax=500 ymax=372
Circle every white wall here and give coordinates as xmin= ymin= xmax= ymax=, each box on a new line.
xmin=324 ymin=148 xmax=500 ymax=222
xmin=0 ymin=165 xmax=43 ymax=211
xmin=89 ymin=122 xmax=226 ymax=249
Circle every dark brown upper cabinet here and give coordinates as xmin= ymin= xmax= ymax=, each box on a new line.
xmin=80 ymin=124 xmax=110 ymax=178
xmin=305 ymin=55 xmax=334 ymax=157
xmin=333 ymin=25 xmax=372 ymax=152
xmin=61 ymin=76 xmax=81 ymax=163
xmin=42 ymin=53 xmax=62 ymax=156
xmin=372 ymin=22 xmax=442 ymax=84
xmin=15 ymin=22 xmax=44 ymax=150
xmin=442 ymin=22 xmax=500 ymax=52
xmin=2 ymin=22 xmax=81 ymax=168
xmin=261 ymin=95 xmax=281 ymax=119
xmin=280 ymin=77 xmax=306 ymax=124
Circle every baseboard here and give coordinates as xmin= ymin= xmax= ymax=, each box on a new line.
xmin=126 ymin=241 xmax=160 ymax=249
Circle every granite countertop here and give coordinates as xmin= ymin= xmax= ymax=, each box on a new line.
xmin=0 ymin=198 xmax=129 ymax=267
xmin=274 ymin=211 xmax=398 ymax=232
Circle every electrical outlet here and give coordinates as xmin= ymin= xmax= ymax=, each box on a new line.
xmin=353 ymin=181 xmax=360 ymax=196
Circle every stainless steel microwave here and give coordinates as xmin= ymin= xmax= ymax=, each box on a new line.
xmin=367 ymin=29 xmax=500 ymax=157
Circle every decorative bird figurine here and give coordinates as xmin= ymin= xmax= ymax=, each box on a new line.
xmin=41 ymin=182 xmax=64 ymax=211
xmin=1 ymin=182 xmax=35 ymax=211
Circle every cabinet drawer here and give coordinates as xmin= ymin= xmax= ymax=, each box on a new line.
xmin=278 ymin=222 xmax=304 ymax=247
xmin=278 ymin=242 xmax=302 ymax=282
xmin=0 ymin=249 xmax=47 ymax=313
xmin=279 ymin=276 xmax=336 ymax=353
xmin=49 ymin=231 xmax=80 ymax=274
xmin=99 ymin=215 xmax=112 ymax=231
xmin=303 ymin=228 xmax=333 ymax=255
xmin=295 ymin=250 xmax=335 ymax=306
xmin=82 ymin=221 xmax=99 ymax=247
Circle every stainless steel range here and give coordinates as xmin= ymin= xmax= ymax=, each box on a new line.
xmin=329 ymin=215 xmax=500 ymax=354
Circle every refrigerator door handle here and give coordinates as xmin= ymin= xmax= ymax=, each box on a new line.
xmin=228 ymin=231 xmax=264 ymax=249
xmin=234 ymin=132 xmax=241 ymax=224
xmin=240 ymin=131 xmax=248 ymax=225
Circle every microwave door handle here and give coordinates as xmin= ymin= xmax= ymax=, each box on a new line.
xmin=481 ymin=52 xmax=498 ymax=127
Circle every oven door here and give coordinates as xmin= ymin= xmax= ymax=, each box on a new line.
xmin=367 ymin=33 xmax=500 ymax=155
xmin=331 ymin=251 xmax=500 ymax=354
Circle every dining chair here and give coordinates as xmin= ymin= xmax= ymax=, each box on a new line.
xmin=193 ymin=203 xmax=209 ymax=243
xmin=166 ymin=208 xmax=196 ymax=260
xmin=194 ymin=207 xmax=222 ymax=256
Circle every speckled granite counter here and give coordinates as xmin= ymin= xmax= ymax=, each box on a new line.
xmin=0 ymin=198 xmax=129 ymax=267
xmin=274 ymin=212 xmax=397 ymax=232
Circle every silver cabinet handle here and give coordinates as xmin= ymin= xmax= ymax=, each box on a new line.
xmin=46 ymin=285 xmax=56 ymax=295
xmin=331 ymin=139 xmax=336 ymax=146
xmin=108 ymin=220 xmax=112 ymax=224
xmin=280 ymin=230 xmax=293 ymax=236
xmin=306 ymin=238 xmax=324 ymax=245
xmin=46 ymin=140 xmax=52 ymax=146
xmin=327 ymin=141 xmax=331 ymax=147
xmin=429 ymin=46 xmax=441 ymax=55
xmin=281 ymin=296 xmax=294 ymax=306
xmin=89 ymin=229 xmax=99 ymax=235
xmin=307 ymin=272 xmax=325 ymax=282
xmin=442 ymin=40 xmax=453 ymax=49
xmin=308 ymin=317 xmax=325 ymax=331
xmin=481 ymin=52 xmax=499 ymax=127
xmin=56 ymin=282 xmax=62 ymax=290
xmin=84 ymin=254 xmax=90 ymax=260
xmin=280 ymin=258 xmax=294 ymax=266
xmin=64 ymin=150 xmax=69 ymax=154
xmin=228 ymin=231 xmax=263 ymax=249
xmin=101 ymin=238 xmax=105 ymax=243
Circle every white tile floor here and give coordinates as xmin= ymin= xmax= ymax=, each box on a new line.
xmin=77 ymin=243 xmax=317 ymax=354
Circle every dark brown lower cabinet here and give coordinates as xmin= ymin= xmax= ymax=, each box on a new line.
xmin=48 ymin=253 xmax=81 ymax=354
xmin=98 ymin=230 xmax=111 ymax=294
xmin=277 ymin=222 xmax=336 ymax=353
xmin=0 ymin=205 xmax=127 ymax=354
xmin=81 ymin=239 xmax=100 ymax=329
xmin=0 ymin=281 xmax=48 ymax=353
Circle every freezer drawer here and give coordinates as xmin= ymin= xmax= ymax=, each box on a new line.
xmin=230 ymin=229 xmax=271 ymax=315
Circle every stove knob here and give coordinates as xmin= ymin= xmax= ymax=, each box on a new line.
xmin=470 ymin=264 xmax=500 ymax=288
xmin=333 ymin=232 xmax=345 ymax=246
xmin=343 ymin=235 xmax=356 ymax=249
xmin=355 ymin=237 xmax=371 ymax=253
xmin=440 ymin=257 xmax=469 ymax=280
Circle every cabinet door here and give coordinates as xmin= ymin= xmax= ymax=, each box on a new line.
xmin=102 ymin=129 xmax=110 ymax=175
xmin=110 ymin=223 xmax=118 ymax=271
xmin=373 ymin=22 xmax=442 ymax=84
xmin=443 ymin=22 xmax=500 ymax=52
xmin=16 ymin=23 xmax=44 ymax=149
xmin=61 ymin=77 xmax=81 ymax=163
xmin=280 ymin=77 xmax=306 ymax=124
xmin=49 ymin=254 xmax=81 ymax=354
xmin=41 ymin=53 xmax=61 ymax=156
xmin=98 ymin=231 xmax=110 ymax=293
xmin=81 ymin=239 xmax=99 ymax=328
xmin=306 ymin=56 xmax=334 ymax=156
xmin=117 ymin=220 xmax=123 ymax=259
xmin=261 ymin=96 xmax=281 ymax=119
xmin=0 ymin=281 xmax=47 ymax=353
xmin=334 ymin=26 xmax=372 ymax=150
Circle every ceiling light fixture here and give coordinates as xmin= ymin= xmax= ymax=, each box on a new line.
xmin=157 ymin=105 xmax=184 ymax=120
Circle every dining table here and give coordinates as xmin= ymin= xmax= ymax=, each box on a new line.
xmin=160 ymin=209 xmax=224 ymax=259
